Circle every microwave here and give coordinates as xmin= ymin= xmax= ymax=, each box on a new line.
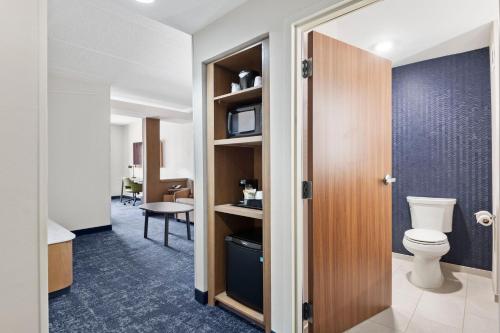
xmin=227 ymin=103 xmax=262 ymax=138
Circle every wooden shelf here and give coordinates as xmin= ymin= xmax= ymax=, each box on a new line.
xmin=214 ymin=136 xmax=262 ymax=147
xmin=207 ymin=39 xmax=270 ymax=332
xmin=215 ymin=292 xmax=264 ymax=326
xmin=213 ymin=86 xmax=262 ymax=104
xmin=214 ymin=204 xmax=263 ymax=220
xmin=215 ymin=42 xmax=262 ymax=73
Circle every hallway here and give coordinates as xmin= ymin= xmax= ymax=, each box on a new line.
xmin=49 ymin=200 xmax=261 ymax=333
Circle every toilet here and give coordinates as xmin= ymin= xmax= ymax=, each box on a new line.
xmin=403 ymin=196 xmax=456 ymax=289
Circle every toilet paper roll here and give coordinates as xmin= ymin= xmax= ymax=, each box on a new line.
xmin=475 ymin=210 xmax=494 ymax=227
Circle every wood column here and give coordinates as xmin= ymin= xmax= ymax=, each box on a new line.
xmin=143 ymin=118 xmax=162 ymax=203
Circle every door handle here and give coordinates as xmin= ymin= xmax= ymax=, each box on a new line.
xmin=383 ymin=174 xmax=396 ymax=185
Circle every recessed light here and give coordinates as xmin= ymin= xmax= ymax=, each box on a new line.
xmin=373 ymin=40 xmax=394 ymax=53
xmin=136 ymin=0 xmax=155 ymax=3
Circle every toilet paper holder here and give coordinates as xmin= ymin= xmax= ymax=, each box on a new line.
xmin=474 ymin=211 xmax=496 ymax=227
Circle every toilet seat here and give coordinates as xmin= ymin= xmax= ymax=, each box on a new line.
xmin=404 ymin=228 xmax=448 ymax=245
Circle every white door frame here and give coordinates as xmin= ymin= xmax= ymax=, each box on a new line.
xmin=290 ymin=0 xmax=381 ymax=330
xmin=291 ymin=1 xmax=500 ymax=331
xmin=39 ymin=0 xmax=49 ymax=331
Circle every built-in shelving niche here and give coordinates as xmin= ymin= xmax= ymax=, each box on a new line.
xmin=213 ymin=145 xmax=262 ymax=206
xmin=206 ymin=39 xmax=270 ymax=332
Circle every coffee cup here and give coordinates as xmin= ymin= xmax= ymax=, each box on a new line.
xmin=253 ymin=76 xmax=262 ymax=87
xmin=231 ymin=82 xmax=241 ymax=93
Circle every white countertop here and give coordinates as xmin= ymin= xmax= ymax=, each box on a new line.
xmin=48 ymin=220 xmax=75 ymax=245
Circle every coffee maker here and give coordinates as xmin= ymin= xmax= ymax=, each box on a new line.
xmin=236 ymin=179 xmax=262 ymax=210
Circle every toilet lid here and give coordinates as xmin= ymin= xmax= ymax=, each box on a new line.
xmin=404 ymin=229 xmax=447 ymax=245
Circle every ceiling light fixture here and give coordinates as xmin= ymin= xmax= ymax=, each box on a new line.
xmin=136 ymin=0 xmax=155 ymax=4
xmin=373 ymin=40 xmax=394 ymax=54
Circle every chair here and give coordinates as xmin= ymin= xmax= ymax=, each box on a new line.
xmin=163 ymin=188 xmax=191 ymax=202
xmin=175 ymin=197 xmax=194 ymax=223
xmin=123 ymin=178 xmax=142 ymax=206
xmin=173 ymin=188 xmax=191 ymax=200
xmin=164 ymin=188 xmax=194 ymax=222
xmin=162 ymin=188 xmax=194 ymax=238
xmin=120 ymin=177 xmax=132 ymax=203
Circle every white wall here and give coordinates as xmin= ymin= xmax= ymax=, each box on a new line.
xmin=160 ymin=121 xmax=194 ymax=179
xmin=110 ymin=124 xmax=129 ymax=196
xmin=192 ymin=0 xmax=343 ymax=331
xmin=0 ymin=0 xmax=47 ymax=332
xmin=48 ymin=75 xmax=111 ymax=231
xmin=113 ymin=119 xmax=193 ymax=191
xmin=124 ymin=118 xmax=144 ymax=179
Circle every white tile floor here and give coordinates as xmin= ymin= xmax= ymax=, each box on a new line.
xmin=348 ymin=256 xmax=500 ymax=332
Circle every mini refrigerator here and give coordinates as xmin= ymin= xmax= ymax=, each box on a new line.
xmin=225 ymin=229 xmax=263 ymax=312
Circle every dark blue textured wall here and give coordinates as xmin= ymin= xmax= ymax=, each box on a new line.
xmin=392 ymin=47 xmax=492 ymax=270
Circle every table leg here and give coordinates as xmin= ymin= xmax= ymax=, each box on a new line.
xmin=164 ymin=213 xmax=170 ymax=247
xmin=144 ymin=210 xmax=149 ymax=239
xmin=120 ymin=179 xmax=124 ymax=203
xmin=186 ymin=211 xmax=191 ymax=240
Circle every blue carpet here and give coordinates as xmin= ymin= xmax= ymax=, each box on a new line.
xmin=49 ymin=199 xmax=262 ymax=333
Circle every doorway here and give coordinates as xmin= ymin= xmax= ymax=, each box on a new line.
xmin=294 ymin=0 xmax=500 ymax=332
xmin=110 ymin=114 xmax=144 ymax=206
xmin=304 ymin=31 xmax=393 ymax=332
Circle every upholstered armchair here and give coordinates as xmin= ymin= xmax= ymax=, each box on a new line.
xmin=163 ymin=187 xmax=194 ymax=222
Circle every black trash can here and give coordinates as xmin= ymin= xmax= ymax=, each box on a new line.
xmin=225 ymin=229 xmax=263 ymax=312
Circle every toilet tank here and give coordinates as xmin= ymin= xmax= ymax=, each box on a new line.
xmin=407 ymin=196 xmax=456 ymax=232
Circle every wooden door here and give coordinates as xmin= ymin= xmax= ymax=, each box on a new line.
xmin=306 ymin=31 xmax=392 ymax=333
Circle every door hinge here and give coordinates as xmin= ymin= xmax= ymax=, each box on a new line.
xmin=302 ymin=302 xmax=313 ymax=321
xmin=302 ymin=181 xmax=313 ymax=199
xmin=302 ymin=58 xmax=313 ymax=78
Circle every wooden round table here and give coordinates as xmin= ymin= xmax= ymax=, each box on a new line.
xmin=139 ymin=202 xmax=194 ymax=247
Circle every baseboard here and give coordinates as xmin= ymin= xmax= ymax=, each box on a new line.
xmin=392 ymin=252 xmax=492 ymax=278
xmin=195 ymin=289 xmax=208 ymax=305
xmin=73 ymin=225 xmax=112 ymax=236
xmin=49 ymin=286 xmax=71 ymax=299
xmin=176 ymin=218 xmax=195 ymax=225
xmin=111 ymin=195 xmax=137 ymax=200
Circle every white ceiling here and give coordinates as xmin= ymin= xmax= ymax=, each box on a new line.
xmin=315 ymin=0 xmax=499 ymax=67
xmin=111 ymin=99 xmax=192 ymax=123
xmin=110 ymin=114 xmax=140 ymax=126
xmin=48 ymin=0 xmax=193 ymax=121
xmin=98 ymin=0 xmax=248 ymax=34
